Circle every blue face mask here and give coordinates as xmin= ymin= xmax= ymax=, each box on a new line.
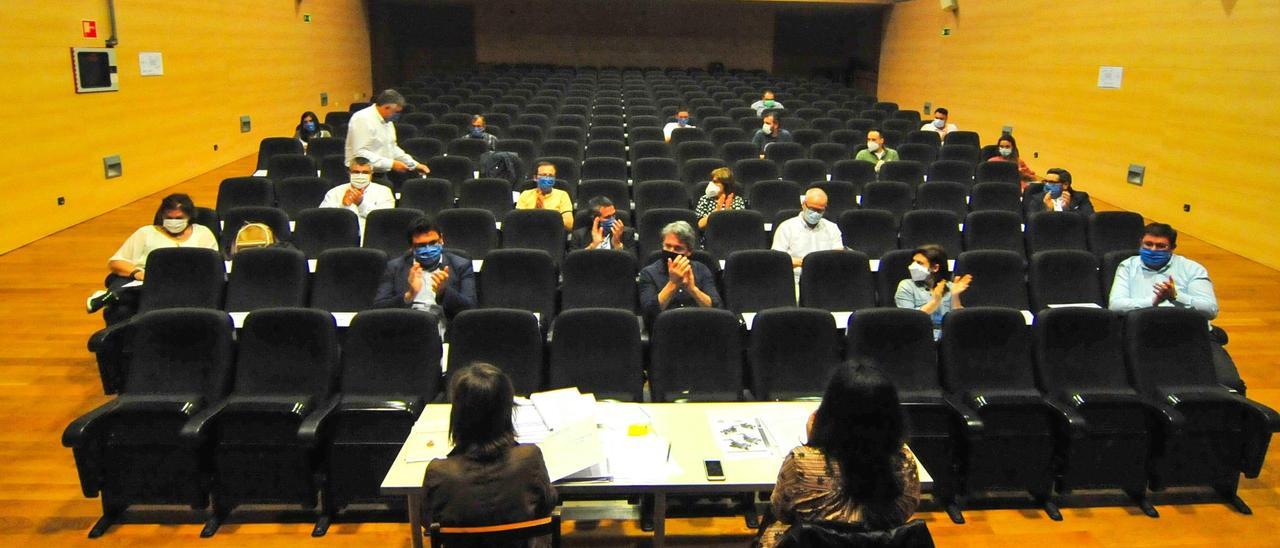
xmin=1044 ymin=183 xmax=1063 ymax=198
xmin=537 ymin=176 xmax=556 ymax=192
xmin=1139 ymin=248 xmax=1172 ymax=270
xmin=470 ymin=127 xmax=485 ymax=137
xmin=599 ymin=217 xmax=615 ymax=233
xmin=414 ymin=243 xmax=443 ymax=267
xmin=387 ymin=112 xmax=401 ymax=123
xmin=802 ymin=208 xmax=823 ymax=226
xmin=303 ymin=121 xmax=317 ymax=132
xmin=677 ymin=117 xmax=688 ymax=126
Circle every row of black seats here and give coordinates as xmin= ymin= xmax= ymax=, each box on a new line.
xmin=67 ymin=305 xmax=1280 ymax=535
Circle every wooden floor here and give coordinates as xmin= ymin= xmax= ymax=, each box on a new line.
xmin=2 ymin=154 xmax=1278 ymax=547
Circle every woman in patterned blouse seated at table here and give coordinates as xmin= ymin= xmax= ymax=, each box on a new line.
xmin=756 ymin=359 xmax=921 ymax=548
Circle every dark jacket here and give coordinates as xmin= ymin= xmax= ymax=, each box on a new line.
xmin=1024 ymin=189 xmax=1095 ymax=217
xmin=569 ymin=227 xmax=638 ymax=255
xmin=373 ymin=251 xmax=476 ymax=317
xmin=424 ymin=444 xmax=558 ymax=547
xmin=638 ymin=257 xmax=723 ymax=325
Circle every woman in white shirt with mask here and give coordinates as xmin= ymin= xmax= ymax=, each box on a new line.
xmin=893 ymin=244 xmax=972 ymax=339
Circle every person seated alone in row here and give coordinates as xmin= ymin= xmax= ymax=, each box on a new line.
xmin=663 ymin=108 xmax=695 ymax=143
xmin=319 ymin=156 xmax=394 ymax=234
xmin=756 ymin=359 xmax=921 ymax=548
xmin=638 ymin=220 xmax=722 ymax=324
xmin=516 ymin=161 xmax=574 ymax=231
xmin=989 ymin=133 xmax=1037 ymax=188
xmin=373 ymin=216 xmax=476 ymax=336
xmin=1024 ymin=168 xmax=1094 ymax=217
xmin=88 ymin=193 xmax=221 ymax=323
xmin=571 ymin=196 xmax=635 ymax=254
xmin=345 ymin=89 xmax=431 ymax=181
xmin=468 ymin=114 xmax=500 ymax=152
xmin=753 ymin=112 xmax=793 ymax=158
xmin=294 ymin=111 xmax=331 ymax=152
xmin=772 ymin=187 xmax=843 ymax=281
xmin=750 ymin=89 xmax=785 ymax=117
xmin=894 ymin=244 xmax=972 ymax=340
xmin=919 ymin=107 xmax=957 ymax=140
xmin=854 ymin=130 xmax=899 ymax=173
xmin=695 ymin=167 xmax=746 ymax=230
xmin=423 ymin=362 xmax=557 ymax=548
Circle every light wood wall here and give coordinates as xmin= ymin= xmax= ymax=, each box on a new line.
xmin=0 ymin=0 xmax=372 ymax=254
xmin=879 ymin=0 xmax=1280 ymax=270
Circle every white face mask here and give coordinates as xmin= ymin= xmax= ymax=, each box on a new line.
xmin=350 ymin=173 xmax=372 ymax=189
xmin=866 ymin=141 xmax=881 ymax=152
xmin=705 ymin=182 xmax=721 ymax=198
xmin=908 ymin=262 xmax=931 ymax=282
xmin=762 ymin=123 xmax=773 ymax=134
xmin=162 ymin=218 xmax=189 ymax=234
xmin=933 ymin=118 xmax=946 ymax=129
xmin=998 ymin=147 xmax=1013 ymax=157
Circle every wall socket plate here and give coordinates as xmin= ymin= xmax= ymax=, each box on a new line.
xmin=1127 ymin=164 xmax=1145 ymax=186
xmin=942 ymin=27 xmax=951 ymax=36
xmin=103 ymin=155 xmax=122 ymax=179
xmin=240 ymin=115 xmax=251 ymax=133
xmin=923 ymin=101 xmax=932 ymax=114
xmin=1002 ymin=125 xmax=1013 ymax=135
xmin=320 ymin=92 xmax=328 ymax=106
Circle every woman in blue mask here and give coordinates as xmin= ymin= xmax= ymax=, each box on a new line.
xmin=893 ymin=244 xmax=972 ymax=339
xmin=294 ymin=111 xmax=330 ymax=148
xmin=988 ymin=134 xmax=1037 ymax=190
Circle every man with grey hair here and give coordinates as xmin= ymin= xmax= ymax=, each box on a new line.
xmin=638 ymin=220 xmax=721 ymax=322
xmin=344 ymin=89 xmax=430 ymax=178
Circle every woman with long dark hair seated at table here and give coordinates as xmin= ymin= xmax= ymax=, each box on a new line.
xmin=423 ymin=362 xmax=557 ymax=547
xmin=756 ymin=360 xmax=921 ymax=548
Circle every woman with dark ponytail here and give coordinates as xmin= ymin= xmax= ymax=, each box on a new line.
xmin=756 ymin=360 xmax=920 ymax=547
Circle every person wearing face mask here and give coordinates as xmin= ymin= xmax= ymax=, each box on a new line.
xmin=467 ymin=114 xmax=499 ymax=152
xmin=695 ymin=167 xmax=746 ymax=229
xmin=752 ymin=113 xmax=794 ymax=158
xmin=515 ymin=161 xmax=574 ymax=230
xmin=638 ymin=221 xmax=722 ymax=326
xmin=894 ymin=244 xmax=971 ymax=339
xmin=662 ymin=108 xmax=697 ymax=143
xmin=1024 ymin=168 xmax=1095 ymax=217
xmin=88 ymin=193 xmax=220 ymax=322
xmin=319 ymin=156 xmax=395 ymax=235
xmin=1108 ymin=223 xmax=1242 ymax=393
xmin=919 ymin=107 xmax=957 ymax=139
xmin=571 ymin=196 xmax=636 ymax=253
xmin=988 ymin=134 xmax=1037 ymax=188
xmin=853 ymin=130 xmax=900 ymax=172
xmin=373 ymin=217 xmax=476 ymax=329
xmin=293 ymin=111 xmax=331 ymax=151
xmin=750 ymin=90 xmax=786 ymax=117
xmin=771 ymin=188 xmax=844 ymax=280
xmin=344 ymin=89 xmax=431 ymax=180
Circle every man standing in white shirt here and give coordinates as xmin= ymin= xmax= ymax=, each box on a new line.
xmin=920 ymin=107 xmax=958 ymax=140
xmin=320 ymin=157 xmax=394 ymax=234
xmin=344 ymin=89 xmax=431 ymax=179
xmin=771 ymin=188 xmax=844 ymax=280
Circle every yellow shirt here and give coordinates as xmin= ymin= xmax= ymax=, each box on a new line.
xmin=515 ymin=188 xmax=574 ymax=230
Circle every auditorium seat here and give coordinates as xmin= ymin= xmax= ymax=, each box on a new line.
xmin=436 ymin=208 xmax=498 ymax=259
xmin=649 ymin=308 xmax=746 ymax=402
xmin=963 ymin=210 xmax=1025 ymax=256
xmin=219 ymin=206 xmax=291 ymax=253
xmin=560 ymin=250 xmax=638 ymax=312
xmin=798 ymin=249 xmax=876 ymax=312
xmin=548 ymin=308 xmax=644 ymax=401
xmin=267 ymin=154 xmax=317 ymax=182
xmin=705 ymin=210 xmax=768 ymax=260
xmin=502 ymin=209 xmax=568 ymax=265
xmin=838 ymin=209 xmax=898 ymax=259
xmin=1028 ymin=250 xmax=1103 ymax=310
xmin=449 ymin=308 xmax=544 ymax=395
xmin=859 ymin=181 xmax=913 ymax=226
xmin=954 ymin=250 xmax=1029 ymax=310
xmin=308 ymin=248 xmax=386 ymax=313
xmin=636 ymin=208 xmax=700 ymax=259
xmin=1088 ymin=211 xmax=1145 ymax=258
xmin=1026 ymin=211 xmax=1089 ymax=253
xmin=224 ymin=247 xmax=309 ymax=312
xmin=723 ymin=249 xmax=795 ymax=314
xmin=291 ymin=208 xmax=360 ymax=259
xmin=216 ymin=177 xmax=274 ymax=215
xmin=397 ymin=178 xmax=454 ymax=217
xmin=362 ymin=209 xmax=423 ymax=258
xmin=915 ymin=181 xmax=969 ymax=219
xmin=968 ymin=182 xmax=1023 ymax=216
xmin=900 ymin=210 xmax=962 ymax=258
xmin=256 ymin=137 xmax=304 ymax=172
xmin=274 ymin=177 xmax=332 ymax=218
xmin=479 ymin=249 xmax=557 ymax=322
xmin=747 ymin=308 xmax=842 ymax=400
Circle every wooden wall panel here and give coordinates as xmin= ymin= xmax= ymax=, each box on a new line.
xmin=879 ymin=0 xmax=1280 ymax=270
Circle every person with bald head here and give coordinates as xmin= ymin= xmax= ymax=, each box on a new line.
xmin=771 ymin=187 xmax=844 ymax=279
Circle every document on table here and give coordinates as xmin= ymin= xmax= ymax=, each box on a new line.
xmin=539 ymin=418 xmax=607 ymax=481
xmin=404 ymin=410 xmax=452 ymax=463
xmin=708 ymin=408 xmax=812 ymax=460
xmin=530 ymin=387 xmax=597 ymax=431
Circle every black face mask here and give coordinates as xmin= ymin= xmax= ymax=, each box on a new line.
xmin=661 ymin=250 xmax=682 ymax=264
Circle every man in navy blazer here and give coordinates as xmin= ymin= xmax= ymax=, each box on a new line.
xmin=1024 ymin=168 xmax=1095 ymax=217
xmin=374 ymin=216 xmax=476 ymax=323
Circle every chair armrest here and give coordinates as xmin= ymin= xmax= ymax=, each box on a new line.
xmin=336 ymin=396 xmax=425 ymax=417
xmin=1139 ymin=396 xmax=1187 ymax=431
xmin=298 ymin=397 xmax=343 ymax=447
xmin=1234 ymin=395 xmax=1280 ymax=433
xmin=180 ymin=399 xmax=230 ymax=446
xmin=62 ymin=400 xmax=120 ymax=448
xmin=942 ymin=394 xmax=985 ymax=435
xmin=1043 ymin=397 xmax=1089 ymax=439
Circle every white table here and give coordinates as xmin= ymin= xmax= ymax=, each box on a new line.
xmin=381 ymin=401 xmax=931 ymax=547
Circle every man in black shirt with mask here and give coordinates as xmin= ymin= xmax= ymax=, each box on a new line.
xmin=638 ymin=220 xmax=721 ymax=326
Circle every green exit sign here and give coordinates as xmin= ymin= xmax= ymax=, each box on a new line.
xmin=941 ymin=27 xmax=951 ymax=36
xmin=303 ymin=13 xmax=312 ymax=23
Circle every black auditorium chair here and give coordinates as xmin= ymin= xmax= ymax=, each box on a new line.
xmin=538 ymin=156 xmax=581 ymax=185
xmin=216 ymin=177 xmax=274 ymax=215
xmin=749 ymin=179 xmax=803 ymax=220
xmin=577 ymin=179 xmax=630 ymax=212
xmin=320 ymin=155 xmax=349 ymax=185
xmin=943 ymin=131 xmax=981 ymax=149
xmin=764 ymin=142 xmax=805 ymax=164
xmin=954 ymin=250 xmax=1029 ymax=311
xmin=963 ymin=211 xmax=1025 ymax=256
xmin=939 ymin=145 xmax=981 ymax=167
xmin=422 ymin=124 xmax=460 ymax=143
xmin=224 ymin=247 xmax=309 ymax=313
xmin=363 ymin=209 xmax=423 ymax=258
xmin=649 ymin=308 xmax=746 ymax=402
xmin=425 ymin=156 xmax=476 ymax=193
xmin=397 ymin=178 xmax=455 ymax=217
xmin=1028 ymin=250 xmax=1102 ymax=310
xmin=1125 ymin=307 xmax=1280 ymax=514
xmin=874 ymin=249 xmax=915 ymax=307
xmin=681 ymin=158 xmax=728 ymax=186
xmin=502 ymin=209 xmax=568 ymax=265
xmin=256 ymin=137 xmax=304 ymax=172
xmin=845 ymin=308 xmax=965 ymax=522
xmin=976 ymin=160 xmax=1021 ymax=186
xmin=267 ymin=154 xmax=317 ymax=183
xmin=676 ymin=141 xmax=718 ymax=167
xmin=748 ymin=308 xmax=842 ymax=401
xmin=723 ymin=250 xmax=796 ymax=314
xmin=636 ymin=209 xmax=699 ymax=259
xmin=905 ymin=130 xmax=941 ymax=149
xmin=64 ymin=309 xmax=235 ymax=538
xmin=705 ymin=210 xmax=768 ymax=261
xmin=496 ymin=139 xmax=539 ymax=166
xmin=292 ymin=208 xmax=360 ymax=259
xmin=830 ymin=159 xmax=877 ymax=189
xmin=634 ymin=157 xmax=679 ymax=183
xmin=900 ymin=210 xmax=962 ymax=258
xmin=196 ymin=308 xmax=341 ymax=536
xmin=1101 ymin=250 xmax=1138 ymax=302
xmin=320 ymin=309 xmax=442 ymax=525
xmin=927 ymin=160 xmax=975 ymax=185
xmin=548 ymin=308 xmax=645 ymax=402
xmin=721 ymin=142 xmax=760 ymax=166
xmin=309 ymin=248 xmax=387 ymax=313
xmin=446 ymin=138 xmax=490 ymax=164
xmin=457 ymin=178 xmax=514 ymax=222
xmin=560 ymin=250 xmax=638 ymax=312
xmin=799 ymin=250 xmax=876 ymax=312
xmin=436 ymin=208 xmax=498 ymax=259
xmin=859 ymin=181 xmax=913 ymax=225
xmin=1032 ymin=307 xmax=1158 ymax=517
xmin=940 ymin=307 xmax=1061 ymax=520
xmin=479 ymin=249 xmax=557 ymax=323
xmin=581 ymin=158 xmax=627 ymax=182
xmin=734 ymin=159 xmax=782 ymax=193
xmin=968 ymin=182 xmax=1023 ymax=216
xmin=1026 ymin=211 xmax=1088 ymax=253
xmin=448 ymin=309 xmax=544 ymax=395
xmin=630 ymin=141 xmax=672 ymax=165
xmin=275 ymin=177 xmax=332 ymax=218
xmin=541 ymin=140 xmax=583 ymax=163
xmin=897 ymin=143 xmax=938 ymax=166
xmin=219 ymin=206 xmax=291 ymax=254
xmin=916 ymin=181 xmax=969 ymax=220
xmin=810 ymin=181 xmax=858 ymax=220
xmin=878 ymin=161 xmax=926 ymax=192
xmin=838 ymin=209 xmax=898 ymax=259
xmin=1088 ymin=211 xmax=1145 ymax=258
xmin=809 ymin=143 xmax=851 ymax=168
xmin=782 ymin=159 xmax=828 ymax=185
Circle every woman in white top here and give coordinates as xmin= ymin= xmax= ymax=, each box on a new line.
xmin=90 ymin=193 xmax=219 ymax=323
xmin=893 ymin=244 xmax=971 ymax=339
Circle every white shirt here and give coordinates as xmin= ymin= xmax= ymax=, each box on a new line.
xmin=771 ymin=215 xmax=844 ymax=279
xmin=344 ymin=105 xmax=418 ymax=172
xmin=319 ymin=182 xmax=395 ymax=233
xmin=663 ymin=122 xmax=697 ymax=141
xmin=412 ymin=265 xmax=449 ymax=339
xmin=920 ymin=122 xmax=959 ymax=138
xmin=110 ymin=225 xmax=220 ymax=268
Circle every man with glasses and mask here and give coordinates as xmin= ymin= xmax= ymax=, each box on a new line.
xmin=320 ymin=156 xmax=394 ymax=234
xmin=1109 ymin=222 xmax=1243 ymax=392
xmin=638 ymin=221 xmax=721 ymax=324
xmin=1024 ymin=168 xmax=1095 ymax=217
xmin=345 ymin=89 xmax=431 ymax=180
xmin=771 ymin=188 xmax=844 ymax=280
xmin=516 ymin=161 xmax=574 ymax=230
xmin=468 ymin=114 xmax=500 ymax=152
xmin=571 ymin=196 xmax=635 ymax=253
xmin=374 ymin=217 xmax=476 ymax=332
